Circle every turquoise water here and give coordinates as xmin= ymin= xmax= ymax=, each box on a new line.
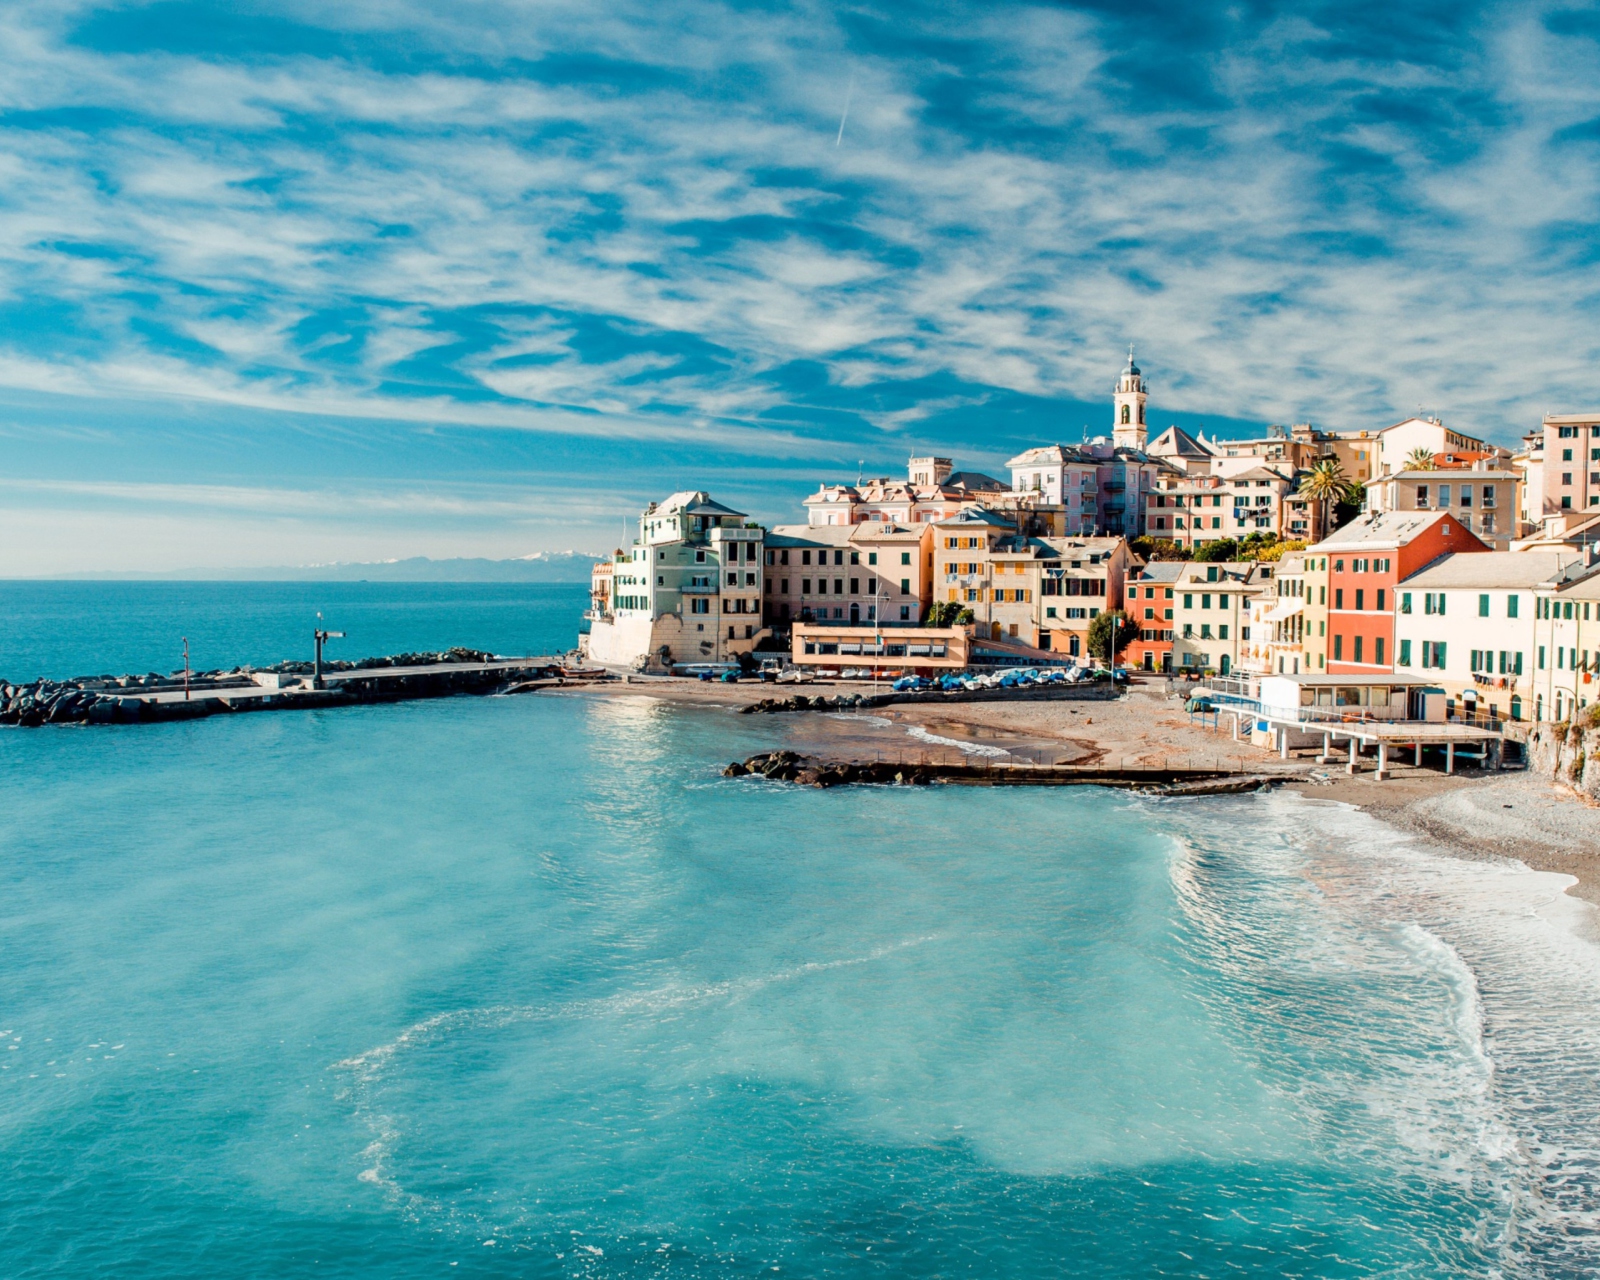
xmin=4 ymin=588 xmax=1600 ymax=1276
xmin=0 ymin=581 xmax=589 ymax=682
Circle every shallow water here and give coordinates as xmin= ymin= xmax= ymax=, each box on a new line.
xmin=3 ymin=589 xmax=1600 ymax=1277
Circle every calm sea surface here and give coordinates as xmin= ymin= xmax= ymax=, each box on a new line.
xmin=4 ymin=585 xmax=1600 ymax=1277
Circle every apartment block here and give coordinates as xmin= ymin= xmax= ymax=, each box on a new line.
xmin=1170 ymin=561 xmax=1274 ymax=675
xmin=1363 ymin=463 xmax=1517 ymax=550
xmin=1311 ymin=509 xmax=1490 ymax=675
xmin=1393 ymin=553 xmax=1567 ymax=722
xmin=763 ymin=522 xmax=933 ymax=628
xmin=586 ymin=491 xmax=767 ymax=668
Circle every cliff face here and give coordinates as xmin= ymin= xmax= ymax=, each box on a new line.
xmin=1528 ymin=718 xmax=1600 ymax=801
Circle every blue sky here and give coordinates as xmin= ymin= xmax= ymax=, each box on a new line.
xmin=1 ymin=0 xmax=1597 ymax=572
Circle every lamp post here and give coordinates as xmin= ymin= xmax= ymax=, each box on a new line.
xmin=313 ymin=611 xmax=346 ymax=689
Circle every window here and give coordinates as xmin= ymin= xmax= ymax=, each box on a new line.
xmin=803 ymin=550 xmax=812 ymax=565
xmin=1202 ymin=594 xmax=1212 ymax=609
xmin=1354 ymin=636 xmax=1364 ymax=663
xmin=901 ymin=551 xmax=911 ymax=565
xmin=849 ymin=577 xmax=859 ymax=595
xmin=802 ymin=579 xmax=812 ymax=593
xmin=1334 ymin=634 xmax=1343 ymax=661
xmin=1219 ymin=624 xmax=1229 ymax=640
xmin=1479 ymin=594 xmax=1489 ymax=617
xmin=1375 ymin=637 xmax=1385 ymax=665
xmin=1398 ymin=638 xmax=1412 ymax=666
xmin=1376 ymin=589 xmax=1386 ymax=611
xmin=850 ymin=551 xmax=860 ymax=565
xmin=1335 ymin=588 xmax=1344 ymax=609
xmin=1424 ymin=593 xmax=1446 ymax=616
xmin=1355 ymin=589 xmax=1364 ymax=611
xmin=1183 ymin=594 xmax=1193 ymax=608
xmin=901 ymin=578 xmax=910 ymax=596
xmin=868 ymin=552 xmax=878 ymax=565
xmin=834 ymin=550 xmax=844 ymax=565
xmin=1539 ymin=645 xmax=1546 ymax=670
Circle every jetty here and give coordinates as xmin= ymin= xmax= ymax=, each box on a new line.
xmin=724 ymin=750 xmax=1277 ymax=796
xmin=0 ymin=648 xmax=607 ymax=727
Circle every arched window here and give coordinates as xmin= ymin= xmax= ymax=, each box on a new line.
xmin=1121 ymin=404 xmax=1131 ymax=425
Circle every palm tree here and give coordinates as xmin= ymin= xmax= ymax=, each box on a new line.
xmin=1404 ymin=446 xmax=1436 ymax=472
xmin=1298 ymin=459 xmax=1358 ymax=536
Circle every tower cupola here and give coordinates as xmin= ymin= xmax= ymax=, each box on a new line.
xmin=1113 ymin=344 xmax=1148 ymax=450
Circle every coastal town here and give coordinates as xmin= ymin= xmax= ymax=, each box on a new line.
xmin=582 ymin=352 xmax=1600 ymax=744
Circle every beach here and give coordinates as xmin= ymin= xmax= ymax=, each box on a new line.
xmin=572 ymin=673 xmax=1600 ymax=905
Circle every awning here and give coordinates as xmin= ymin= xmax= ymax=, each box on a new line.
xmin=1263 ymin=598 xmax=1304 ymax=623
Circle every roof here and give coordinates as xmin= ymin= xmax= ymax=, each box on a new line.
xmin=1399 ymin=552 xmax=1575 ymax=589
xmin=1146 ymin=425 xmax=1214 ymax=459
xmin=769 ymin=522 xmax=926 ymax=546
xmin=1225 ymin=466 xmax=1294 ymax=483
xmin=1365 ymin=468 xmax=1518 ymax=485
xmin=1134 ymin=561 xmax=1190 ymax=583
xmin=653 ymin=490 xmax=747 ymax=519
xmin=943 ymin=470 xmax=1008 ymax=493
xmin=1312 ymin=508 xmax=1464 ymax=551
xmin=934 ymin=507 xmax=1016 ymax=528
xmin=1005 ymin=445 xmax=1088 ymax=468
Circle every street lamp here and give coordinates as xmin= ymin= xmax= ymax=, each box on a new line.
xmin=313 ymin=611 xmax=346 ymax=689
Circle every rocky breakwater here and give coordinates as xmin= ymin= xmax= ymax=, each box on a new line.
xmin=1 ymin=649 xmax=570 ymax=728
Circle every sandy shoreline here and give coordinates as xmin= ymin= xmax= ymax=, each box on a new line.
xmin=559 ymin=674 xmax=1600 ymax=904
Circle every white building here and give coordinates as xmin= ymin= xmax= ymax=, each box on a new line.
xmin=1392 ymin=552 xmax=1571 ymax=723
xmin=585 ymin=491 xmax=767 ymax=669
xmin=1530 ymin=557 xmax=1600 ymax=723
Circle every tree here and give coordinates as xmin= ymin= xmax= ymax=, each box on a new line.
xmin=1298 ymin=458 xmax=1360 ymax=534
xmin=1404 ymin=447 xmax=1436 ymax=471
xmin=925 ymin=601 xmax=974 ymax=628
xmin=1255 ymin=538 xmax=1307 ymax=563
xmin=1146 ymin=538 xmax=1190 ymax=561
xmin=1194 ymin=538 xmax=1240 ymax=562
xmin=1088 ymin=609 xmax=1140 ymax=664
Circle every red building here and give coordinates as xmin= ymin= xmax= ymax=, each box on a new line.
xmin=1313 ymin=509 xmax=1489 ymax=675
xmin=1127 ymin=560 xmax=1185 ymax=672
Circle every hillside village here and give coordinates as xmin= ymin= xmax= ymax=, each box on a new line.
xmin=584 ymin=352 xmax=1600 ymax=730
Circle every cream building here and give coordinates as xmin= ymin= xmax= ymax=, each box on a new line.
xmin=762 ymin=522 xmax=934 ymax=629
xmin=1392 ymin=553 xmax=1568 ymax=723
xmin=1240 ymin=552 xmax=1308 ymax=676
xmin=802 ymin=457 xmax=1007 ymax=527
xmin=585 ymin=491 xmax=767 ymax=669
xmin=1362 ymin=464 xmax=1518 ymax=550
xmin=1144 ymin=467 xmax=1297 ymax=549
xmin=1170 ymin=562 xmax=1275 ymax=675
xmin=1376 ymin=415 xmax=1504 ymax=476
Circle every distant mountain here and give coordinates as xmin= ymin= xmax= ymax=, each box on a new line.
xmin=53 ymin=553 xmax=603 ymax=583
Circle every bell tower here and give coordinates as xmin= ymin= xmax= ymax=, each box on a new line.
xmin=1113 ymin=345 xmax=1148 ymax=450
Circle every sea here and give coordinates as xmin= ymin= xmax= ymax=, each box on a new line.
xmin=4 ymin=581 xmax=1600 ymax=1278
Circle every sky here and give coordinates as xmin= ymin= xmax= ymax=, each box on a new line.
xmin=0 ymin=0 xmax=1597 ymax=573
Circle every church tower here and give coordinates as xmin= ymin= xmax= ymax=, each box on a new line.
xmin=1112 ymin=345 xmax=1148 ymax=451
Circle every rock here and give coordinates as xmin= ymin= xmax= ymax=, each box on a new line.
xmin=723 ymin=761 xmax=749 ymax=777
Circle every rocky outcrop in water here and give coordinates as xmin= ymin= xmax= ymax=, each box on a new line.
xmin=723 ymin=750 xmax=928 ymax=787
xmin=738 ymin=693 xmax=890 ymax=714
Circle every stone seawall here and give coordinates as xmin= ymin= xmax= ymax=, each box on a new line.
xmin=1528 ymin=718 xmax=1600 ymax=802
